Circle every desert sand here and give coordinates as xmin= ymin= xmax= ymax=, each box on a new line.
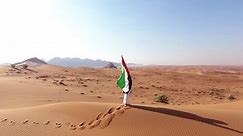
xmin=0 ymin=64 xmax=242 ymax=136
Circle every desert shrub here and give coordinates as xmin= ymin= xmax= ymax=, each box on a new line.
xmin=155 ymin=94 xmax=169 ymax=104
xmin=227 ymin=94 xmax=235 ymax=101
xmin=23 ymin=64 xmax=28 ymax=69
xmin=11 ymin=64 xmax=16 ymax=68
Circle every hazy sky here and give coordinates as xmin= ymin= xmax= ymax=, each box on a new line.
xmin=0 ymin=0 xmax=243 ymax=65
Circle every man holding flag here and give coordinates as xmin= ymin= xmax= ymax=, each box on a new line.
xmin=117 ymin=56 xmax=132 ymax=106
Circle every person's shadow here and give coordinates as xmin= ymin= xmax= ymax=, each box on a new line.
xmin=130 ymin=104 xmax=243 ymax=134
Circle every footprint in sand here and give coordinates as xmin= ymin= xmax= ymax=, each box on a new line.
xmin=95 ymin=113 xmax=103 ymax=120
xmin=115 ymin=105 xmax=123 ymax=110
xmin=92 ymin=120 xmax=101 ymax=127
xmin=86 ymin=119 xmax=95 ymax=129
xmin=55 ymin=122 xmax=62 ymax=128
xmin=78 ymin=121 xmax=86 ymax=130
xmin=23 ymin=119 xmax=29 ymax=124
xmin=1 ymin=118 xmax=7 ymax=122
xmin=87 ymin=120 xmax=102 ymax=129
xmin=10 ymin=121 xmax=15 ymax=126
xmin=101 ymin=107 xmax=115 ymax=118
xmin=99 ymin=113 xmax=115 ymax=129
xmin=70 ymin=124 xmax=77 ymax=130
xmin=99 ymin=105 xmax=131 ymax=129
xmin=43 ymin=120 xmax=50 ymax=125
xmin=33 ymin=121 xmax=39 ymax=125
xmin=84 ymin=107 xmax=118 ymax=130
xmin=98 ymin=106 xmax=124 ymax=129
xmin=115 ymin=108 xmax=125 ymax=116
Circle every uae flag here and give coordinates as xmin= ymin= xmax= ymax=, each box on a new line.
xmin=117 ymin=56 xmax=132 ymax=94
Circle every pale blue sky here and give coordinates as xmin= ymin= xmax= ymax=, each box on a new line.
xmin=0 ymin=0 xmax=243 ymax=65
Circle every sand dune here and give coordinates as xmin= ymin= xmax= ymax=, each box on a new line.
xmin=0 ymin=65 xmax=242 ymax=135
xmin=0 ymin=102 xmax=128 ymax=135
xmin=0 ymin=102 xmax=242 ymax=136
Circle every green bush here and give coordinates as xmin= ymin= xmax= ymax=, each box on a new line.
xmin=155 ymin=94 xmax=169 ymax=104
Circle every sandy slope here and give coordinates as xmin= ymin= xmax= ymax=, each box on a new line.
xmin=0 ymin=102 xmax=128 ymax=136
xmin=0 ymin=65 xmax=243 ymax=136
xmin=0 ymin=102 xmax=242 ymax=136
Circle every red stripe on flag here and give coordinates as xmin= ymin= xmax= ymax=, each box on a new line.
xmin=121 ymin=56 xmax=130 ymax=76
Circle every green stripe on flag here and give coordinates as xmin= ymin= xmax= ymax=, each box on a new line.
xmin=117 ymin=67 xmax=126 ymax=90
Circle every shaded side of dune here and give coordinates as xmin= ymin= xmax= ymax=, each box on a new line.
xmin=130 ymin=104 xmax=243 ymax=134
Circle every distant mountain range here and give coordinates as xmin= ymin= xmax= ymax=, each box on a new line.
xmin=47 ymin=57 xmax=139 ymax=68
xmin=5 ymin=57 xmax=139 ymax=68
